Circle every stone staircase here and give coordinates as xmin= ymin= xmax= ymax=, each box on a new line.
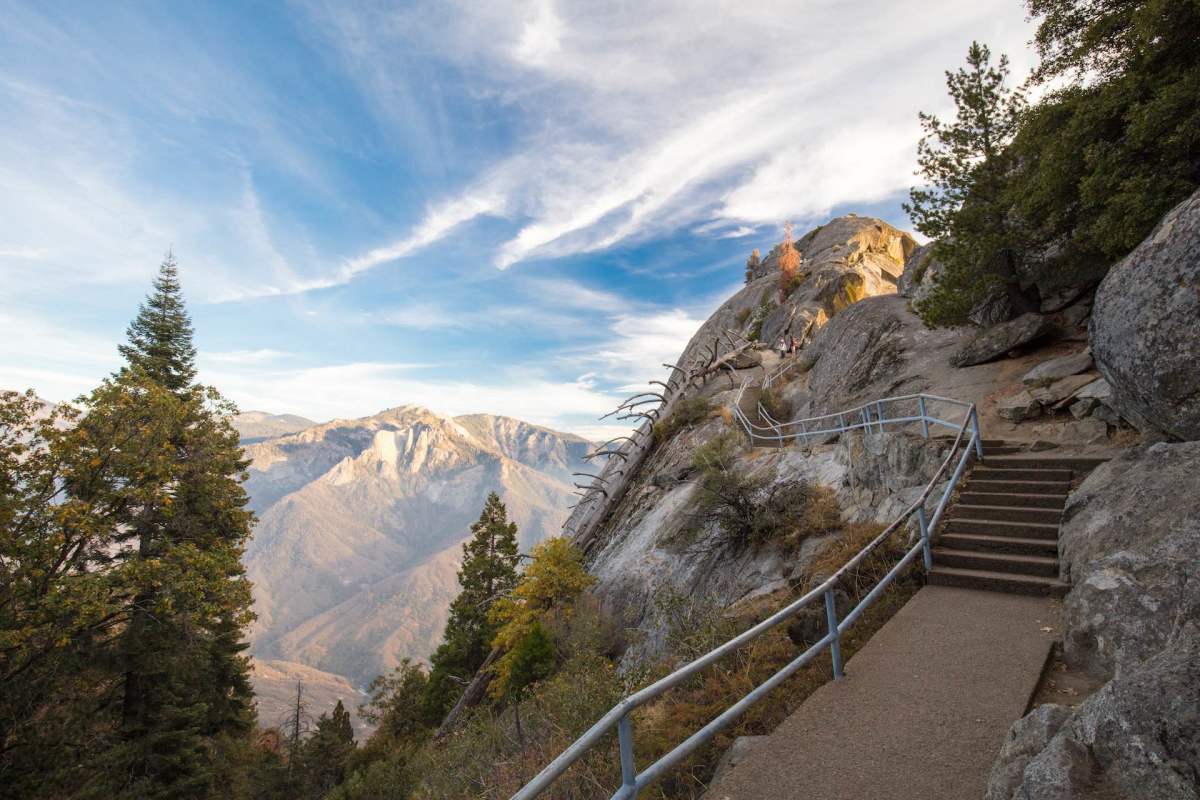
xmin=929 ymin=440 xmax=1106 ymax=596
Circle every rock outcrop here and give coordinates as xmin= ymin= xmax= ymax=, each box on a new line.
xmin=1058 ymin=441 xmax=1200 ymax=678
xmin=989 ymin=442 xmax=1200 ymax=799
xmin=950 ymin=312 xmax=1055 ymax=367
xmin=686 ymin=216 xmax=914 ymax=366
xmin=1090 ymin=188 xmax=1200 ymax=441
xmin=896 ymin=241 xmax=942 ymax=306
xmin=988 ymin=625 xmax=1200 ymax=800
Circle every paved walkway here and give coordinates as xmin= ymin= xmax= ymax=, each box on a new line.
xmin=706 ymin=586 xmax=1059 ymax=800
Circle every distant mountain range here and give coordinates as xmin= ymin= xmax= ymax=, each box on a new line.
xmin=236 ymin=405 xmax=592 ymax=723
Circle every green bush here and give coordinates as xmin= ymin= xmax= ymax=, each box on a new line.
xmin=689 ymin=432 xmax=841 ymax=548
xmin=653 ymin=395 xmax=713 ymax=442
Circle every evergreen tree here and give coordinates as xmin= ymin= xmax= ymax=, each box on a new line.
xmin=299 ymin=701 xmax=355 ymax=798
xmin=118 ymin=252 xmax=197 ymax=394
xmin=421 ymin=493 xmax=520 ymax=719
xmin=904 ymin=42 xmax=1027 ymax=325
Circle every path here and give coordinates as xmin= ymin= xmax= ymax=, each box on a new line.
xmin=705 ymin=586 xmax=1059 ymax=800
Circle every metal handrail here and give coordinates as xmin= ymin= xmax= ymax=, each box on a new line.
xmin=511 ymin=390 xmax=982 ymax=800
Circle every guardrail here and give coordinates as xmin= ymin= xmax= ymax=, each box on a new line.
xmin=511 ymin=388 xmax=982 ymax=800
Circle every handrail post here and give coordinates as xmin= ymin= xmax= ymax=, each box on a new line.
xmin=861 ymin=406 xmax=871 ymax=432
xmin=917 ymin=396 xmax=930 ymax=439
xmin=917 ymin=505 xmax=931 ymax=572
xmin=618 ymin=714 xmax=637 ymax=795
xmin=875 ymin=400 xmax=885 ymax=433
xmin=824 ymin=589 xmax=844 ymax=679
xmin=969 ymin=407 xmax=984 ymax=459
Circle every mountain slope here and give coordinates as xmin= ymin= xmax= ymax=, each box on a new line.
xmin=232 ymin=410 xmax=317 ymax=443
xmin=242 ymin=406 xmax=591 ymax=686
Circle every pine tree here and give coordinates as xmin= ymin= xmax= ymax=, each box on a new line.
xmin=903 ymin=42 xmax=1027 ymax=325
xmin=421 ymin=493 xmax=520 ymax=720
xmin=299 ymin=700 xmax=355 ymax=797
xmin=118 ymin=252 xmax=197 ymax=394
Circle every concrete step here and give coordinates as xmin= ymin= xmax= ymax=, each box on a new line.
xmin=958 ymin=491 xmax=1068 ymax=510
xmin=945 ymin=518 xmax=1060 ymax=540
xmin=971 ymin=467 xmax=1074 ymax=483
xmin=929 ymin=566 xmax=1069 ymax=597
xmin=982 ymin=455 xmax=1108 ymax=473
xmin=982 ymin=445 xmax=1023 ymax=455
xmin=952 ymin=504 xmax=1063 ymax=525
xmin=931 ymin=547 xmax=1060 ymax=577
xmin=965 ymin=479 xmax=1073 ymax=495
xmin=937 ymin=532 xmax=1059 ymax=556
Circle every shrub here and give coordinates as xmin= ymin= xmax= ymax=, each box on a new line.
xmin=653 ymin=395 xmax=713 ymax=442
xmin=689 ymin=432 xmax=840 ymax=548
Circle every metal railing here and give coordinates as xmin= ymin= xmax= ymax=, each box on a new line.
xmin=511 ymin=389 xmax=982 ymax=800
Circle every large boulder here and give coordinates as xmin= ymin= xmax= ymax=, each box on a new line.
xmin=1058 ymin=441 xmax=1200 ymax=678
xmin=1090 ymin=188 xmax=1200 ymax=441
xmin=985 ymin=704 xmax=1074 ymax=800
xmin=950 ymin=312 xmax=1055 ymax=367
xmin=802 ymin=296 xmax=906 ymax=412
xmin=1005 ymin=625 xmax=1200 ymax=800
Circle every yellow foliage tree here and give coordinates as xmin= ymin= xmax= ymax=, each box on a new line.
xmin=778 ymin=221 xmax=801 ymax=300
xmin=487 ymin=537 xmax=596 ymax=700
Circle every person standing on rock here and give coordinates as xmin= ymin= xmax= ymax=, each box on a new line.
xmin=776 ymin=336 xmax=787 ymax=359
xmin=790 ymin=336 xmax=799 ymax=356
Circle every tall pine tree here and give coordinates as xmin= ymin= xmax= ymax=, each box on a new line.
xmin=118 ymin=252 xmax=197 ymax=394
xmin=904 ymin=42 xmax=1027 ymax=325
xmin=421 ymin=492 xmax=519 ymax=720
xmin=93 ymin=255 xmax=257 ymax=798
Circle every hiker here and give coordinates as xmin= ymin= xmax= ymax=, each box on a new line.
xmin=790 ymin=336 xmax=799 ymax=356
xmin=776 ymin=336 xmax=786 ymax=359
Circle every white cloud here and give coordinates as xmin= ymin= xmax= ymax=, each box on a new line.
xmin=314 ymin=0 xmax=1037 ymax=275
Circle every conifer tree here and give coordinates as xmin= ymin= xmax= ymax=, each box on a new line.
xmin=118 ymin=252 xmax=197 ymax=394
xmin=904 ymin=42 xmax=1027 ymax=325
xmin=299 ymin=700 xmax=355 ymax=797
xmin=421 ymin=492 xmax=520 ymax=719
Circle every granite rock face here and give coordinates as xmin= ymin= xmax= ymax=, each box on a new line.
xmin=1058 ymin=441 xmax=1200 ymax=678
xmin=1090 ymin=188 xmax=1200 ymax=441
xmin=985 ymin=704 xmax=1073 ymax=800
xmin=896 ymin=241 xmax=943 ymax=306
xmin=689 ymin=215 xmax=915 ymax=365
xmin=801 ymin=297 xmax=907 ymax=413
xmin=989 ymin=443 xmax=1200 ymax=799
xmin=1005 ymin=626 xmax=1200 ymax=800
xmin=951 ymin=312 xmax=1054 ymax=367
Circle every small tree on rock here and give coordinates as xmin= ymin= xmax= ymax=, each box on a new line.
xmin=778 ymin=223 xmax=801 ymax=301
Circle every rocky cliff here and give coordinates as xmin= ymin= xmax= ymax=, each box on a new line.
xmin=242 ymin=406 xmax=591 ymax=686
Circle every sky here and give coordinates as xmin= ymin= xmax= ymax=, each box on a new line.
xmin=0 ymin=1 xmax=1039 ymax=438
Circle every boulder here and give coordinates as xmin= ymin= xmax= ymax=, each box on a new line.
xmin=728 ymin=349 xmax=763 ymax=370
xmin=804 ymin=297 xmax=905 ymax=411
xmin=1068 ymin=398 xmax=1097 ymax=419
xmin=1090 ymin=188 xmax=1200 ymax=441
xmin=1012 ymin=625 xmax=1200 ymax=800
xmin=968 ymin=290 xmax=1015 ymax=327
xmin=1058 ymin=441 xmax=1200 ymax=678
xmin=1022 ymin=349 xmax=1094 ymax=386
xmin=1028 ymin=372 xmax=1100 ymax=406
xmin=985 ymin=704 xmax=1073 ymax=800
xmin=997 ymin=390 xmax=1043 ymax=422
xmin=951 ymin=312 xmax=1055 ymax=367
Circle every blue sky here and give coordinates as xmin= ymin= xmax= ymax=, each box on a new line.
xmin=0 ymin=1 xmax=1037 ymax=437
